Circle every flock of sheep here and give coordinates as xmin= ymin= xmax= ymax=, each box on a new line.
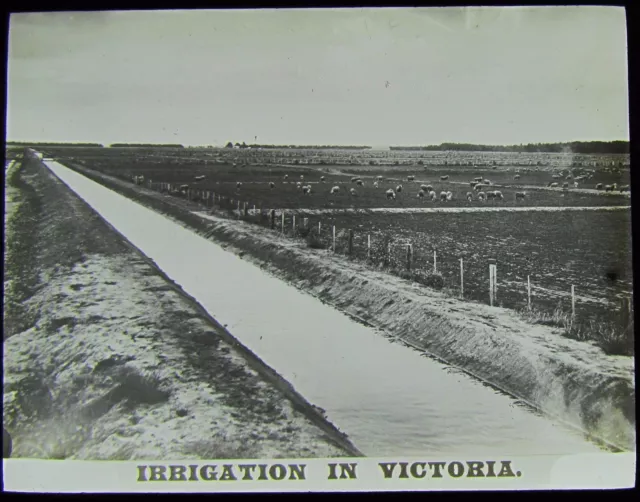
xmin=138 ymin=165 xmax=628 ymax=204
xmin=261 ymin=173 xmax=521 ymax=203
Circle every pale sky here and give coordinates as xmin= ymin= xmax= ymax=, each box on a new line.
xmin=6 ymin=7 xmax=630 ymax=147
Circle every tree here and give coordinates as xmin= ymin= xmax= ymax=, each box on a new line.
xmin=225 ymin=142 xmax=234 ymax=148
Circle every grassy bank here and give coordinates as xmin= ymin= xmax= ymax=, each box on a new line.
xmin=62 ymin=160 xmax=635 ymax=452
xmin=3 ymin=155 xmax=361 ymax=460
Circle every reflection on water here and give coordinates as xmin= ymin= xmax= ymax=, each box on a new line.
xmin=46 ymin=160 xmax=607 ymax=457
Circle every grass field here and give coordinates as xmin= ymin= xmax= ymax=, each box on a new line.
xmin=35 ymin=145 xmax=634 ymax=354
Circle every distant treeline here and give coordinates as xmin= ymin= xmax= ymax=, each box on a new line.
xmin=7 ymin=142 xmax=105 ymax=148
xmin=224 ymin=142 xmax=371 ymax=150
xmin=109 ymin=143 xmax=184 ymax=148
xmin=390 ymin=141 xmax=630 ymax=154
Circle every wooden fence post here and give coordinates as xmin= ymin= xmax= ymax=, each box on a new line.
xmin=243 ymin=202 xmax=248 ymax=218
xmin=303 ymin=217 xmax=308 ymax=229
xmin=281 ymin=211 xmax=285 ymax=233
xmin=406 ymin=243 xmax=412 ymax=270
xmin=460 ymin=258 xmax=464 ymax=297
xmin=270 ymin=209 xmax=276 ymax=229
xmin=489 ymin=260 xmax=497 ymax=306
xmin=332 ymin=225 xmax=336 ymax=252
xmin=433 ymin=250 xmax=437 ymax=273
xmin=293 ymin=215 xmax=296 ymax=231
xmin=621 ymin=296 xmax=631 ymax=330
xmin=318 ymin=221 xmax=321 ymax=234
xmin=367 ymin=234 xmax=371 ymax=260
xmin=348 ymin=229 xmax=354 ymax=255
xmin=571 ymin=285 xmax=575 ymax=319
xmin=527 ymin=275 xmax=532 ymax=310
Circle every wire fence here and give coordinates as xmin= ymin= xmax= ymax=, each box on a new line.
xmin=132 ymin=176 xmax=633 ymax=340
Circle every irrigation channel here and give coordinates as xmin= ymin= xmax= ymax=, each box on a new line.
xmin=43 ymin=159 xmax=608 ymax=457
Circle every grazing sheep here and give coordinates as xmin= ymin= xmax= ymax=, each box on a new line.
xmin=483 ymin=179 xmax=491 ymax=185
xmin=302 ymin=185 xmax=311 ymax=194
xmin=351 ymin=176 xmax=360 ymax=183
xmin=407 ymin=175 xmax=415 ymax=181
xmin=612 ymin=183 xmax=618 ymax=191
xmin=284 ymin=174 xmax=289 ymax=180
xmin=514 ymin=174 xmax=521 ymax=180
xmin=428 ymin=190 xmax=437 ymax=201
xmin=330 ymin=186 xmax=340 ymax=194
xmin=386 ymin=189 xmax=396 ymax=200
xmin=320 ymin=176 xmax=326 ymax=182
xmin=418 ymin=190 xmax=425 ymax=198
xmin=573 ymin=181 xmax=579 ymax=188
xmin=596 ymin=183 xmax=603 ymax=189
xmin=493 ymin=190 xmax=504 ymax=200
xmin=470 ymin=181 xmax=478 ymax=188
xmin=562 ymin=182 xmax=569 ymax=189
xmin=236 ymin=181 xmax=242 ymax=189
xmin=566 ymin=174 xmax=573 ymax=180
xmin=350 ymin=188 xmax=358 ymax=196
xmin=549 ymin=182 xmax=559 ymax=188
xmin=466 ymin=191 xmax=473 ymax=201
xmin=478 ymin=191 xmax=486 ymax=201
xmin=269 ymin=182 xmax=275 ymax=189
xmin=515 ymin=191 xmax=526 ymax=200
xmin=605 ymin=184 xmax=613 ymax=192
xmin=474 ymin=176 xmax=483 ymax=182
xmin=373 ymin=181 xmax=379 ymax=188
xmin=180 ymin=184 xmax=189 ymax=191
xmin=446 ymin=191 xmax=453 ymax=201
xmin=356 ymin=180 xmax=364 ymax=186
xmin=440 ymin=175 xmax=449 ymax=181
xmin=396 ymin=184 xmax=403 ymax=193
xmin=487 ymin=191 xmax=496 ymax=200
xmin=440 ymin=191 xmax=448 ymax=201
xmin=619 ymin=184 xmax=630 ymax=192
xmin=421 ymin=184 xmax=433 ymax=192
xmin=377 ymin=176 xmax=383 ymax=181
xmin=474 ymin=184 xmax=484 ymax=191
xmin=552 ymin=174 xmax=561 ymax=179
xmin=300 ymin=175 xmax=304 ymax=180
xmin=194 ymin=175 xmax=206 ymax=181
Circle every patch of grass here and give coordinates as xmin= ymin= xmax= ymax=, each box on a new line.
xmin=182 ymin=434 xmax=261 ymax=460
xmin=305 ymin=228 xmax=326 ymax=249
xmin=519 ymin=305 xmax=634 ymax=357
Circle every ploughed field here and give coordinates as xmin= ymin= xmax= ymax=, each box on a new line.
xmin=302 ymin=209 xmax=633 ymax=329
xmin=38 ymin=146 xmax=633 ymax=332
xmin=54 ymin=150 xmax=630 ymax=210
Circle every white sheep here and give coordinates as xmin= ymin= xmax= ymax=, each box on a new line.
xmin=330 ymin=186 xmax=340 ymax=194
xmin=386 ymin=189 xmax=396 ymax=200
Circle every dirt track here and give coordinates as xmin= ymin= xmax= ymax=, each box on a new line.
xmin=3 ymin=154 xmax=361 ymax=460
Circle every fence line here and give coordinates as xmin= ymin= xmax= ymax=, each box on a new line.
xmin=139 ymin=180 xmax=631 ymax=327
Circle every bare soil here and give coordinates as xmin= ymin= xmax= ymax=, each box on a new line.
xmin=3 ymin=155 xmax=361 ymax=460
